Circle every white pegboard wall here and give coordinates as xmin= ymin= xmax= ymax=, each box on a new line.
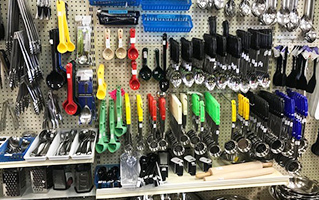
xmin=1 ymin=0 xmax=319 ymax=200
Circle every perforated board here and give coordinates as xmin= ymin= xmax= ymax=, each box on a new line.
xmin=1 ymin=0 xmax=319 ymax=199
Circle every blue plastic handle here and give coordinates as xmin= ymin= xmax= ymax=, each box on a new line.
xmin=293 ymin=119 xmax=302 ymax=140
xmin=275 ymin=90 xmax=295 ymax=119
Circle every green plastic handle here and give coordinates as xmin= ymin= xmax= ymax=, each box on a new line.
xmin=116 ymin=86 xmax=123 ymax=122
xmin=110 ymin=99 xmax=115 ymax=133
xmin=99 ymin=100 xmax=108 ymax=142
xmin=200 ymin=101 xmax=205 ymax=123
xmin=192 ymin=94 xmax=200 ymax=117
xmin=204 ymin=92 xmax=220 ymax=126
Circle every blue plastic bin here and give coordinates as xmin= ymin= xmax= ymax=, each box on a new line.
xmin=89 ymin=0 xmax=140 ymax=6
xmin=142 ymin=14 xmax=193 ymax=32
xmin=141 ymin=0 xmax=192 ymax=10
xmin=0 ymin=137 xmax=35 ymax=162
xmin=94 ymin=164 xmax=121 ymax=189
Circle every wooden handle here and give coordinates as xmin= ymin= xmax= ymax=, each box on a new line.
xmin=169 ymin=94 xmax=182 ymax=125
xmin=262 ymin=162 xmax=273 ymax=167
xmin=196 ymin=171 xmax=213 ymax=179
xmin=203 ymin=167 xmax=275 ymax=181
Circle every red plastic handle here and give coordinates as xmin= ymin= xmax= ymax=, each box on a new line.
xmin=159 ymin=97 xmax=166 ymax=121
xmin=130 ymin=28 xmax=136 ymax=40
xmin=129 ymin=61 xmax=140 ymax=90
xmin=66 ymin=63 xmax=74 ymax=104
xmin=147 ymin=94 xmax=157 ymax=121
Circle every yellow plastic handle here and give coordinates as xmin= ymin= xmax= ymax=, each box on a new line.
xmin=56 ymin=0 xmax=67 ymax=53
xmin=136 ymin=94 xmax=143 ymax=122
xmin=231 ymin=100 xmax=236 ymax=123
xmin=96 ymin=64 xmax=107 ymax=100
xmin=125 ymin=93 xmax=131 ymax=125
xmin=244 ymin=97 xmax=250 ymax=121
xmin=238 ymin=94 xmax=243 ymax=117
xmin=63 ymin=10 xmax=75 ymax=52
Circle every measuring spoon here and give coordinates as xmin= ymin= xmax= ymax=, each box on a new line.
xmin=62 ymin=5 xmax=75 ymax=52
xmin=128 ymin=28 xmax=138 ymax=60
xmin=96 ymin=64 xmax=107 ymax=100
xmin=153 ymin=48 xmax=164 ymax=81
xmin=56 ymin=0 xmax=67 ymax=53
xmin=115 ymin=29 xmax=126 ymax=59
xmin=103 ymin=29 xmax=114 ymax=61
xmin=96 ymin=100 xmax=108 ymax=153
xmin=139 ymin=48 xmax=152 ymax=81
xmin=108 ymin=99 xmax=121 ymax=153
xmin=129 ymin=60 xmax=140 ymax=90
xmin=62 ymin=63 xmax=78 ymax=115
xmin=115 ymin=86 xmax=127 ymax=137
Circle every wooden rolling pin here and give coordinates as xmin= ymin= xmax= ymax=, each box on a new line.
xmin=196 ymin=161 xmax=273 ymax=179
xmin=203 ymin=167 xmax=275 ymax=181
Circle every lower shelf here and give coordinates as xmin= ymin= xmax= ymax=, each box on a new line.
xmin=1 ymin=185 xmax=96 ymax=200
xmin=96 ymin=169 xmax=289 ymax=199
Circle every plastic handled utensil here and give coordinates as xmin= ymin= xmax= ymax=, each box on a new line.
xmin=159 ymin=33 xmax=169 ymax=92
xmin=62 ymin=63 xmax=78 ymax=115
xmin=96 ymin=100 xmax=108 ymax=153
xmin=62 ymin=4 xmax=75 ymax=52
xmin=115 ymin=86 xmax=127 ymax=137
xmin=136 ymin=94 xmax=144 ymax=151
xmin=115 ymin=29 xmax=127 ymax=59
xmin=180 ymin=93 xmax=190 ymax=145
xmin=129 ymin=60 xmax=140 ymax=90
xmin=128 ymin=28 xmax=138 ymax=60
xmin=46 ymin=29 xmax=66 ymax=90
xmin=231 ymin=100 xmax=237 ymax=136
xmin=147 ymin=94 xmax=159 ymax=152
xmin=56 ymin=0 xmax=67 ymax=53
xmin=108 ymin=99 xmax=121 ymax=153
xmin=153 ymin=48 xmax=164 ymax=81
xmin=192 ymin=94 xmax=200 ymax=131
xmin=103 ymin=29 xmax=114 ymax=61
xmin=158 ymin=95 xmax=168 ymax=151
xmin=96 ymin=64 xmax=107 ymax=100
xmin=124 ymin=93 xmax=133 ymax=153
xmin=139 ymin=48 xmax=152 ymax=81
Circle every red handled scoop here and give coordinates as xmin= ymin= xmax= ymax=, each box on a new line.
xmin=129 ymin=60 xmax=140 ymax=90
xmin=62 ymin=63 xmax=78 ymax=115
xmin=128 ymin=28 xmax=139 ymax=60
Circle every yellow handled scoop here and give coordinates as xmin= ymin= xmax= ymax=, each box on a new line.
xmin=96 ymin=64 xmax=107 ymax=100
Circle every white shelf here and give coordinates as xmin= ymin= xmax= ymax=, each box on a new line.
xmin=0 ymin=158 xmax=94 ymax=169
xmin=96 ymin=169 xmax=289 ymax=199
xmin=1 ymin=186 xmax=95 ymax=200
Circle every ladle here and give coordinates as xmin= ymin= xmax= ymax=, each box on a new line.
xmin=239 ymin=0 xmax=251 ymax=16
xmin=300 ymin=0 xmax=315 ymax=33
xmin=260 ymin=0 xmax=277 ymax=25
xmin=251 ymin=0 xmax=266 ymax=17
xmin=115 ymin=29 xmax=127 ymax=59
xmin=96 ymin=100 xmax=108 ymax=153
xmin=159 ymin=33 xmax=169 ymax=92
xmin=305 ymin=27 xmax=317 ymax=43
xmin=56 ymin=0 xmax=67 ymax=53
xmin=197 ymin=0 xmax=209 ymax=9
xmin=139 ymin=48 xmax=152 ymax=81
xmin=286 ymin=0 xmax=300 ymax=31
xmin=214 ymin=0 xmax=225 ymax=9
xmin=79 ymin=104 xmax=92 ymax=125
xmin=102 ymin=29 xmax=114 ymax=61
xmin=277 ymin=0 xmax=290 ymax=27
xmin=129 ymin=60 xmax=140 ymax=90
xmin=115 ymin=86 xmax=127 ymax=137
xmin=62 ymin=63 xmax=78 ymax=115
xmin=46 ymin=29 xmax=65 ymax=90
xmin=96 ymin=64 xmax=107 ymax=100
xmin=225 ymin=0 xmax=236 ymax=17
xmin=153 ymin=48 xmax=164 ymax=81
xmin=127 ymin=28 xmax=138 ymax=60
xmin=108 ymin=99 xmax=121 ymax=153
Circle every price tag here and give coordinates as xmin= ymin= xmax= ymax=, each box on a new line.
xmin=130 ymin=38 xmax=136 ymax=44
xmin=67 ymin=74 xmax=71 ymax=79
xmin=132 ymin=69 xmax=137 ymax=75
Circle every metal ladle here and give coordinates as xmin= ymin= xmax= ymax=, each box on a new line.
xmin=277 ymin=0 xmax=290 ymax=27
xmin=300 ymin=0 xmax=315 ymax=33
xmin=251 ymin=0 xmax=266 ymax=17
xmin=214 ymin=0 xmax=225 ymax=9
xmin=239 ymin=0 xmax=251 ymax=16
xmin=260 ymin=0 xmax=277 ymax=25
xmin=197 ymin=0 xmax=209 ymax=9
xmin=79 ymin=105 xmax=92 ymax=125
xmin=225 ymin=0 xmax=236 ymax=17
xmin=305 ymin=27 xmax=317 ymax=43
xmin=286 ymin=0 xmax=300 ymax=31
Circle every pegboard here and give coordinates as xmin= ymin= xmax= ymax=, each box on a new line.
xmin=1 ymin=0 xmax=319 ymax=199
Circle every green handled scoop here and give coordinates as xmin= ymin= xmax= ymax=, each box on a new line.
xmin=96 ymin=100 xmax=108 ymax=153
xmin=108 ymin=99 xmax=121 ymax=153
xmin=115 ymin=86 xmax=127 ymax=137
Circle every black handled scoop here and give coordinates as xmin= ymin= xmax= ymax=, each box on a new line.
xmin=46 ymin=29 xmax=66 ymax=90
xmin=153 ymin=48 xmax=164 ymax=81
xmin=159 ymin=33 xmax=169 ymax=92
xmin=139 ymin=48 xmax=152 ymax=81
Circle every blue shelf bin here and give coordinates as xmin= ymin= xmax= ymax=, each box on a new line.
xmin=0 ymin=137 xmax=35 ymax=162
xmin=142 ymin=14 xmax=193 ymax=32
xmin=89 ymin=0 xmax=140 ymax=6
xmin=141 ymin=0 xmax=192 ymax=10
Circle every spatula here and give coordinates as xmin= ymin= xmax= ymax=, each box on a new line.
xmin=307 ymin=58 xmax=317 ymax=93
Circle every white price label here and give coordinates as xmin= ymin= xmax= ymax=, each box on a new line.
xmin=98 ymin=79 xmax=103 ymax=85
xmin=132 ymin=69 xmax=137 ymax=75
xmin=119 ymin=39 xmax=123 ymax=48
xmin=130 ymin=38 xmax=136 ymax=44
xmin=67 ymin=74 xmax=71 ymax=79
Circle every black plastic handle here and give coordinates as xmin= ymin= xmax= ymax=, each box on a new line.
xmin=192 ymin=38 xmax=205 ymax=60
xmin=155 ymin=48 xmax=160 ymax=68
xmin=204 ymin=34 xmax=217 ymax=58
xmin=208 ymin=16 xmax=216 ymax=36
xmin=222 ymin=20 xmax=229 ymax=38
xmin=169 ymin=38 xmax=180 ymax=64
xmin=181 ymin=37 xmax=193 ymax=62
xmin=49 ymin=29 xmax=59 ymax=72
xmin=142 ymin=48 xmax=148 ymax=66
